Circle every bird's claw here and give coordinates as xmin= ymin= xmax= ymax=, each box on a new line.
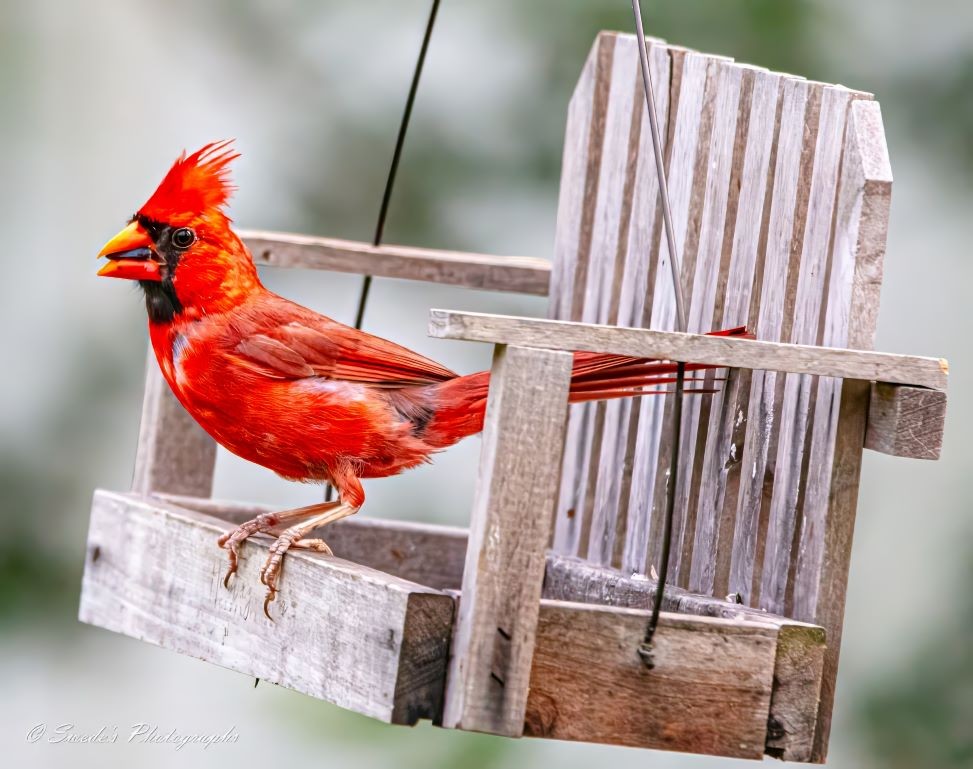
xmin=216 ymin=512 xmax=282 ymax=590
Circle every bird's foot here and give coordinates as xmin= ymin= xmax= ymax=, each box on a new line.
xmin=216 ymin=500 xmax=341 ymax=589
xmin=260 ymin=535 xmax=334 ymax=620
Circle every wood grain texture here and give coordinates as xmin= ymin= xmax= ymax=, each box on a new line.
xmin=759 ymin=85 xmax=854 ymax=614
xmin=428 ymin=310 xmax=947 ymax=390
xmin=79 ymin=490 xmax=454 ymax=725
xmin=132 ymin=350 xmax=216 ymax=497
xmin=443 ymin=345 xmax=573 ymax=736
xmin=690 ymin=69 xmax=782 ymax=595
xmin=524 ymin=600 xmax=778 ymax=759
xmin=159 ymin=494 xmax=470 ymax=591
xmin=551 ymin=32 xmax=615 ymax=557
xmin=765 ymin=623 xmax=827 ymax=762
xmin=241 ymin=230 xmax=550 ymax=297
xmin=864 ymin=382 xmax=946 ymax=459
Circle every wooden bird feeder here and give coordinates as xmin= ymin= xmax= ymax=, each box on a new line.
xmin=79 ymin=32 xmax=949 ymax=762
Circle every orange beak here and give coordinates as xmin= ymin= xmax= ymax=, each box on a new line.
xmin=97 ymin=221 xmax=162 ymax=281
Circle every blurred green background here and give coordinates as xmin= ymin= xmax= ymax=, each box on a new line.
xmin=1 ymin=1 xmax=970 ymax=767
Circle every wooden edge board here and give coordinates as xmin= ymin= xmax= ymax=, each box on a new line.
xmin=526 ymin=599 xmax=778 ymax=759
xmin=241 ymin=230 xmax=551 ymax=297
xmin=79 ymin=489 xmax=453 ymax=725
xmin=865 ymin=382 xmax=947 ymax=459
xmin=542 ymin=555 xmax=825 ymax=761
xmin=428 ymin=309 xmax=948 ymax=391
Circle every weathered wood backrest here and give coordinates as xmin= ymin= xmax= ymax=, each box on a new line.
xmin=548 ymin=32 xmax=892 ymax=632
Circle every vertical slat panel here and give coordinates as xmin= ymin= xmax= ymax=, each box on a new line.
xmin=573 ymin=35 xmax=643 ymax=559
xmin=443 ymin=345 xmax=573 ymax=736
xmin=667 ymin=60 xmax=745 ymax=585
xmin=132 ymin=348 xmax=216 ymax=497
xmin=589 ymin=40 xmax=671 ymax=566
xmin=758 ymin=85 xmax=852 ymax=613
xmin=793 ymin=99 xmax=891 ymax=762
xmin=551 ymin=33 xmax=613 ymax=555
xmin=643 ymin=53 xmax=731 ymax=577
xmin=728 ymin=78 xmax=818 ymax=603
xmin=625 ymin=50 xmax=713 ymax=575
xmin=689 ymin=70 xmax=782 ymax=594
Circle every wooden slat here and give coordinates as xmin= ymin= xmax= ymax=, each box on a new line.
xmin=551 ymin=32 xmax=615 ymax=557
xmin=79 ymin=490 xmax=454 ymax=725
xmin=792 ymin=98 xmax=895 ymax=762
xmin=667 ymin=59 xmax=746 ymax=585
xmin=690 ymin=69 xmax=783 ymax=594
xmin=428 ymin=309 xmax=947 ymax=390
xmin=611 ymin=48 xmax=711 ymax=575
xmin=541 ymin=555 xmax=825 ymax=761
xmin=132 ymin=350 xmax=216 ymax=497
xmin=759 ymin=85 xmax=855 ymax=614
xmin=159 ymin=494 xmax=470 ymax=591
xmin=599 ymin=41 xmax=672 ymax=569
xmin=524 ymin=600 xmax=777 ymax=759
xmin=575 ymin=35 xmax=643 ymax=562
xmin=864 ymin=382 xmax=946 ymax=459
xmin=241 ymin=230 xmax=550 ymax=296
xmin=442 ymin=345 xmax=573 ymax=736
xmin=729 ymin=77 xmax=819 ymax=603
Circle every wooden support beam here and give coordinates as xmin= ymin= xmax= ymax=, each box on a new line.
xmin=79 ymin=490 xmax=454 ymax=725
xmin=159 ymin=493 xmax=470 ymax=591
xmin=241 ymin=230 xmax=551 ymax=296
xmin=865 ymin=382 xmax=947 ymax=459
xmin=442 ymin=344 xmax=573 ymax=736
xmin=428 ymin=309 xmax=948 ymax=391
xmin=132 ymin=351 xmax=216 ymax=497
xmin=542 ymin=555 xmax=825 ymax=761
xmin=525 ymin=600 xmax=778 ymax=759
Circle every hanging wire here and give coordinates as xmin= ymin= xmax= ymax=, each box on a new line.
xmin=631 ymin=0 xmax=688 ymax=669
xmin=325 ymin=0 xmax=441 ymax=504
xmin=354 ymin=0 xmax=442 ymax=330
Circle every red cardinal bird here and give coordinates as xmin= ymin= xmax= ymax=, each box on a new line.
xmin=97 ymin=141 xmax=746 ymax=616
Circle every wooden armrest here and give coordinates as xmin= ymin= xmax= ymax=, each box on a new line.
xmin=241 ymin=230 xmax=550 ymax=296
xmin=428 ymin=309 xmax=948 ymax=391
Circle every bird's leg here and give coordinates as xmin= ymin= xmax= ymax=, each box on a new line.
xmin=217 ymin=500 xmax=341 ymax=588
xmin=260 ymin=502 xmax=360 ymax=619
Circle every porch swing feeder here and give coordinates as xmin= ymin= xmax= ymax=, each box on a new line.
xmin=79 ymin=1 xmax=949 ymax=763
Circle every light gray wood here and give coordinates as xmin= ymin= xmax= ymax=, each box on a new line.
xmin=551 ymin=32 xmax=615 ymax=557
xmin=428 ymin=309 xmax=948 ymax=390
xmin=730 ymin=77 xmax=819 ymax=602
xmin=690 ymin=69 xmax=782 ymax=594
xmin=132 ymin=349 xmax=216 ymax=497
xmin=627 ymin=49 xmax=713 ymax=576
xmin=668 ymin=59 xmax=745 ymax=584
xmin=524 ymin=600 xmax=778 ymax=759
xmin=792 ymin=98 xmax=895 ymax=762
xmin=242 ymin=230 xmax=550 ymax=297
xmin=443 ymin=345 xmax=573 ymax=736
xmin=79 ymin=490 xmax=454 ymax=725
xmin=864 ymin=382 xmax=946 ymax=460
xmin=573 ymin=33 xmax=642 ymax=562
xmin=159 ymin=493 xmax=470 ymax=591
xmin=760 ymin=85 xmax=854 ymax=614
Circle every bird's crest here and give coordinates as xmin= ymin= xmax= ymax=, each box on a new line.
xmin=137 ymin=140 xmax=239 ymax=223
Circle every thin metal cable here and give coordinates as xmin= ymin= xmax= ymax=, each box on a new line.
xmin=632 ymin=0 xmax=688 ymax=668
xmin=354 ymin=0 xmax=442 ymax=330
xmin=326 ymin=0 xmax=441 ymax=504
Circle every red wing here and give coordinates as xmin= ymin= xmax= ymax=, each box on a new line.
xmin=232 ymin=318 xmax=457 ymax=388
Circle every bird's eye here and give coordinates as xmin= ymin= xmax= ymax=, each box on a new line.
xmin=172 ymin=227 xmax=196 ymax=249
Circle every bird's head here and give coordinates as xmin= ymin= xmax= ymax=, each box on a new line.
xmin=97 ymin=140 xmax=261 ymax=323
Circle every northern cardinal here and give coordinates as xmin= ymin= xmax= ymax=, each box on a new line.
xmin=97 ymin=141 xmax=745 ymax=616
